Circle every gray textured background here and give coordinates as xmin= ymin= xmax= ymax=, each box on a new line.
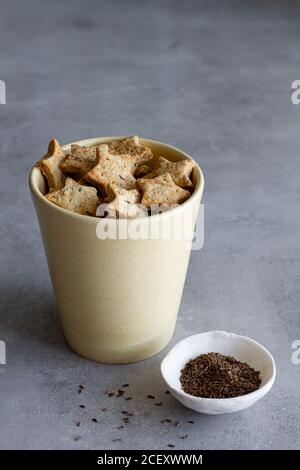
xmin=0 ymin=0 xmax=300 ymax=450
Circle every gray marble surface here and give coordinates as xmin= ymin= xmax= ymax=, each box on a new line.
xmin=0 ymin=0 xmax=299 ymax=450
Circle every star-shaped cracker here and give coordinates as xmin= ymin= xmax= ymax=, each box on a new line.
xmin=100 ymin=183 xmax=146 ymax=219
xmin=144 ymin=156 xmax=195 ymax=189
xmin=46 ymin=180 xmax=99 ymax=216
xmin=37 ymin=138 xmax=66 ymax=191
xmin=109 ymin=135 xmax=153 ymax=167
xmin=137 ymin=173 xmax=191 ymax=207
xmin=83 ymin=144 xmax=136 ymax=191
xmin=61 ymin=144 xmax=98 ymax=176
xmin=64 ymin=176 xmax=79 ymax=186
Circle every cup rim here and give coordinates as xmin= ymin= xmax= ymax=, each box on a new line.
xmin=160 ymin=330 xmax=276 ymax=405
xmin=29 ymin=136 xmax=204 ymax=224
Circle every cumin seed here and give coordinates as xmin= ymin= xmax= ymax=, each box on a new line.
xmin=180 ymin=352 xmax=261 ymax=399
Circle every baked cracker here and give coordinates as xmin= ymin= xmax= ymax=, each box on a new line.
xmin=144 ymin=156 xmax=195 ymax=189
xmin=46 ymin=182 xmax=99 ymax=216
xmin=137 ymin=172 xmax=190 ymax=206
xmin=103 ymin=183 xmax=147 ymax=219
xmin=37 ymin=138 xmax=66 ymax=191
xmin=83 ymin=144 xmax=136 ymax=191
xmin=134 ymin=164 xmax=151 ymax=178
xmin=109 ymin=135 xmax=152 ymax=166
xmin=64 ymin=176 xmax=80 ymax=186
xmin=60 ymin=144 xmax=98 ymax=176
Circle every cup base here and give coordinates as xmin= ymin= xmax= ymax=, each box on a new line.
xmin=63 ymin=326 xmax=176 ymax=364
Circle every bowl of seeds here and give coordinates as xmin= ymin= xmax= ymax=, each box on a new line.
xmin=161 ymin=331 xmax=276 ymax=414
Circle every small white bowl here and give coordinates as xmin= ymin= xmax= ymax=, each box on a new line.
xmin=161 ymin=331 xmax=276 ymax=415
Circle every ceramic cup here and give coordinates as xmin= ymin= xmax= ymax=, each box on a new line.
xmin=29 ymin=137 xmax=204 ymax=364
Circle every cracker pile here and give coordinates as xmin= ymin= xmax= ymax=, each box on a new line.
xmin=36 ymin=136 xmax=195 ymax=218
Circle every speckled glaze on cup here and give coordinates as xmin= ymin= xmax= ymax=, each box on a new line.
xmin=29 ymin=137 xmax=204 ymax=364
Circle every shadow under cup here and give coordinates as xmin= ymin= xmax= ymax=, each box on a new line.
xmin=29 ymin=137 xmax=204 ymax=364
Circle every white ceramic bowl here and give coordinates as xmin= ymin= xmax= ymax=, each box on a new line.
xmin=160 ymin=331 xmax=276 ymax=414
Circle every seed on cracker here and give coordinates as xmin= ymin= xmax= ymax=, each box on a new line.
xmin=144 ymin=156 xmax=195 ymax=189
xmin=61 ymin=144 xmax=98 ymax=176
xmin=138 ymin=173 xmax=190 ymax=207
xmin=109 ymin=135 xmax=152 ymax=166
xmin=102 ymin=184 xmax=146 ymax=219
xmin=36 ymin=138 xmax=66 ymax=191
xmin=83 ymin=144 xmax=136 ymax=191
xmin=46 ymin=182 xmax=99 ymax=216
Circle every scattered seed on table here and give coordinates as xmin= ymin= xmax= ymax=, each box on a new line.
xmin=73 ymin=436 xmax=81 ymax=441
xmin=92 ymin=418 xmax=98 ymax=423
xmin=125 ymin=397 xmax=132 ymax=401
xmin=75 ymin=421 xmax=81 ymax=427
xmin=122 ymin=411 xmax=134 ymax=416
xmin=78 ymin=389 xmax=82 ymax=394
xmin=181 ymin=434 xmax=189 ymax=440
xmin=147 ymin=394 xmax=155 ymax=399
xmin=188 ymin=420 xmax=194 ymax=424
xmin=121 ymin=384 xmax=129 ymax=388
xmin=117 ymin=389 xmax=125 ymax=397
xmin=79 ymin=405 xmax=85 ymax=409
xmin=123 ymin=417 xmax=130 ymax=423
xmin=174 ymin=421 xmax=182 ymax=427
xmin=112 ymin=438 xmax=122 ymax=442
xmin=167 ymin=444 xmax=175 ymax=448
xmin=161 ymin=419 xmax=172 ymax=424
xmin=79 ymin=384 xmax=85 ymax=390
xmin=117 ymin=425 xmax=124 ymax=430
xmin=165 ymin=390 xmax=170 ymax=395
xmin=108 ymin=391 xmax=115 ymax=397
xmin=155 ymin=402 xmax=163 ymax=407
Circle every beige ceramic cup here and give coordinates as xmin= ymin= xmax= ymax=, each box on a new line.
xmin=29 ymin=137 xmax=204 ymax=364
